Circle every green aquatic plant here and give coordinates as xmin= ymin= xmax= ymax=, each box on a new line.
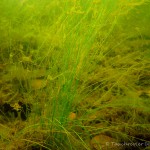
xmin=0 ymin=0 xmax=149 ymax=149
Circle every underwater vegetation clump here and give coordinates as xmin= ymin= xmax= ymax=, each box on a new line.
xmin=0 ymin=0 xmax=150 ymax=149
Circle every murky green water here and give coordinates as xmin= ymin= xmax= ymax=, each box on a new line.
xmin=0 ymin=1 xmax=150 ymax=150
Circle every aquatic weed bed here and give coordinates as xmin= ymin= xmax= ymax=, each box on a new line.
xmin=0 ymin=0 xmax=150 ymax=150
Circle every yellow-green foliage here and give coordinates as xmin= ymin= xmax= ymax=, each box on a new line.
xmin=0 ymin=0 xmax=149 ymax=149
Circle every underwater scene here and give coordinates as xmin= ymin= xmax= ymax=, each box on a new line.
xmin=0 ymin=0 xmax=150 ymax=149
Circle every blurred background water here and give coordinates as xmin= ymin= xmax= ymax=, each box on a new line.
xmin=120 ymin=1 xmax=150 ymax=37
